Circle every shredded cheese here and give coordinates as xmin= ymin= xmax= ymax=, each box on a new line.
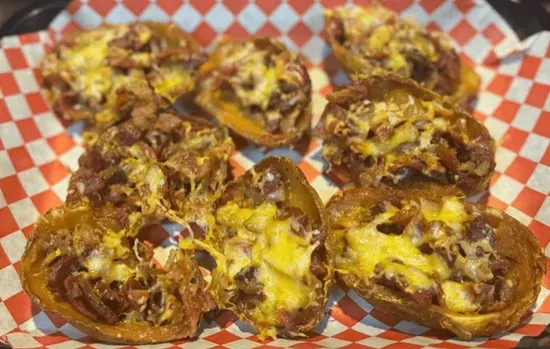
xmin=341 ymin=204 xmax=450 ymax=292
xmin=213 ymin=201 xmax=319 ymax=329
xmin=336 ymin=196 xmax=505 ymax=313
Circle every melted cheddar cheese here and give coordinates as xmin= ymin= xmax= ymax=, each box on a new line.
xmin=121 ymin=144 xmax=169 ymax=218
xmin=441 ymin=281 xmax=480 ymax=313
xmin=341 ymin=204 xmax=450 ymax=292
xmin=336 ymin=196 xmax=502 ymax=313
xmin=328 ymin=91 xmax=451 ymax=161
xmin=149 ymin=65 xmax=194 ymax=103
xmin=188 ymin=199 xmax=321 ymax=339
xmin=322 ymin=86 xmax=472 ymax=187
xmin=42 ymin=24 xmax=200 ymax=128
xmin=216 ymin=202 xmax=319 ymax=331
xmin=421 ymin=197 xmax=469 ymax=232
xmin=57 ymin=26 xmax=128 ymax=100
xmin=196 ymin=38 xmax=310 ymax=139
xmin=83 ymin=250 xmax=135 ymax=284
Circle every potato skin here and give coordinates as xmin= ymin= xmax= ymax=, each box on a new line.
xmin=326 ymin=187 xmax=546 ymax=340
xmin=20 ymin=203 xmax=215 ymax=344
xmin=207 ymin=156 xmax=333 ymax=338
xmin=196 ymin=37 xmax=312 ymax=147
xmin=320 ymin=74 xmax=495 ymax=196
xmin=324 ymin=5 xmax=480 ymax=109
xmin=41 ymin=22 xmax=203 ymax=125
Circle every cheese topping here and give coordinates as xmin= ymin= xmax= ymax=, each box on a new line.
xmin=440 ymin=281 xmax=480 ymax=313
xmin=121 ymin=144 xmax=169 ymax=218
xmin=83 ymin=117 xmax=233 ymax=231
xmin=335 ymin=196 xmax=505 ymax=313
xmin=421 ymin=197 xmax=469 ymax=232
xmin=42 ymin=24 xmax=201 ymax=128
xmin=341 ymin=204 xmax=450 ymax=292
xmin=149 ymin=65 xmax=194 ymax=103
xmin=57 ymin=26 xmax=128 ymax=100
xmin=326 ymin=90 xmax=452 ymax=163
xmin=215 ymin=201 xmax=319 ymax=326
xmin=82 ymin=249 xmax=135 ymax=284
xmin=321 ymin=83 xmax=486 ymax=189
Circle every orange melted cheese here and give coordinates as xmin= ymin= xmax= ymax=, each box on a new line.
xmin=336 ymin=196 xmax=500 ymax=313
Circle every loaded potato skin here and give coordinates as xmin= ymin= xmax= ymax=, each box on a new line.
xmin=182 ymin=156 xmax=333 ymax=339
xmin=67 ymin=112 xmax=234 ymax=228
xmin=196 ymin=37 xmax=312 ymax=147
xmin=41 ymin=22 xmax=204 ymax=129
xmin=324 ymin=5 xmax=480 ymax=108
xmin=320 ymin=75 xmax=495 ymax=196
xmin=20 ymin=202 xmax=216 ymax=344
xmin=326 ymin=187 xmax=545 ymax=339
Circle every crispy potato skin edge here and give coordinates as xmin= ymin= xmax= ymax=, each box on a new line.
xmin=325 ymin=187 xmax=546 ymax=340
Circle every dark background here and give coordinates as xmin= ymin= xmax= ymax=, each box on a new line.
xmin=0 ymin=0 xmax=549 ymax=348
xmin=0 ymin=0 xmax=550 ymax=39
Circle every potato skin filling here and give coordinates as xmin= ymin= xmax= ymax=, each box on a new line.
xmin=41 ymin=23 xmax=204 ymax=129
xmin=67 ymin=113 xmax=234 ymax=228
xmin=20 ymin=203 xmax=216 ymax=344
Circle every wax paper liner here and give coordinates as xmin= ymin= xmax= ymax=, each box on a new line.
xmin=1 ymin=0 xmax=550 ymax=348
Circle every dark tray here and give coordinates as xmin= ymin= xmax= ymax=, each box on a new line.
xmin=0 ymin=0 xmax=70 ymax=38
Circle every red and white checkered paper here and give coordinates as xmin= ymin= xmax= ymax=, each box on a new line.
xmin=1 ymin=0 xmax=550 ymax=348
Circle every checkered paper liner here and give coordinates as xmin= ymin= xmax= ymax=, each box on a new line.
xmin=1 ymin=0 xmax=550 ymax=348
